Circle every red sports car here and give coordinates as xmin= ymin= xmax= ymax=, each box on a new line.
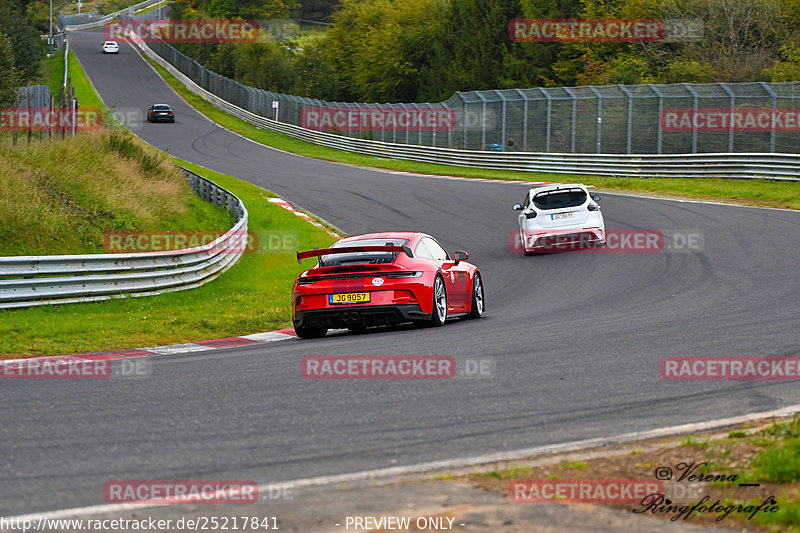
xmin=291 ymin=232 xmax=485 ymax=338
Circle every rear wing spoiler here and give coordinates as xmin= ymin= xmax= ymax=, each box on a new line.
xmin=297 ymin=245 xmax=413 ymax=264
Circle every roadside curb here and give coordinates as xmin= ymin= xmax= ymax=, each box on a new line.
xmin=1 ymin=328 xmax=298 ymax=366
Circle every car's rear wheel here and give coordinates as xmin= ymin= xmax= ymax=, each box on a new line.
xmin=430 ymin=275 xmax=447 ymax=326
xmin=293 ymin=321 xmax=327 ymax=339
xmin=468 ymin=272 xmax=484 ymax=318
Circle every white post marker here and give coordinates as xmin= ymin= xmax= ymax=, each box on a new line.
xmin=272 ymin=100 xmax=279 ymax=121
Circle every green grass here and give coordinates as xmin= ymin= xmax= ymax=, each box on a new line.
xmin=145 ymin=56 xmax=800 ymax=211
xmin=0 ymin=46 xmax=337 ymax=358
xmin=67 ymin=49 xmax=105 ymax=112
xmin=0 ymin=130 xmax=233 ymax=256
xmin=40 ymin=49 xmax=65 ymax=95
xmin=0 ymin=155 xmax=337 ymax=358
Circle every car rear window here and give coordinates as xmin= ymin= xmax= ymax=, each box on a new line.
xmin=320 ymin=238 xmax=410 ymax=267
xmin=153 ymin=105 xmax=171 ymax=110
xmin=533 ymin=189 xmax=587 ymax=210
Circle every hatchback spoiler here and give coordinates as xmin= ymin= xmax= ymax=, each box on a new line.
xmin=297 ymin=245 xmax=413 ymax=264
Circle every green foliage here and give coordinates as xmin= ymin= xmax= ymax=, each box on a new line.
xmin=231 ymin=41 xmax=296 ymax=92
xmin=167 ymin=0 xmax=800 ymax=103
xmin=0 ymin=0 xmax=46 ymax=84
xmin=0 ymin=32 xmax=20 ymax=106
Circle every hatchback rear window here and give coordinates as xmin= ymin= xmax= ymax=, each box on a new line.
xmin=319 ymin=238 xmax=410 ymax=267
xmin=533 ymin=189 xmax=587 ymax=210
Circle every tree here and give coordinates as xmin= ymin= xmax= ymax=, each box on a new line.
xmin=0 ymin=32 xmax=21 ymax=107
xmin=0 ymin=0 xmax=45 ymax=83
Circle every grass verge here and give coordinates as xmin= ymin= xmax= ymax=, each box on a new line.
xmin=464 ymin=416 xmax=800 ymax=532
xmin=0 ymin=49 xmax=337 ymax=357
xmin=40 ymin=49 xmax=65 ymax=96
xmin=0 ymin=155 xmax=337 ymax=358
xmin=144 ymin=55 xmax=799 ymax=211
xmin=0 ymin=130 xmax=233 ymax=255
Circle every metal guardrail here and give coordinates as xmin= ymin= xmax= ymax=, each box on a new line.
xmin=0 ymin=168 xmax=248 ymax=309
xmin=126 ymin=31 xmax=800 ymax=180
xmin=58 ymin=0 xmax=163 ymax=30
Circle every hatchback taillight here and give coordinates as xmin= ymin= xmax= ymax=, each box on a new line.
xmin=525 ymin=211 xmax=537 ymax=219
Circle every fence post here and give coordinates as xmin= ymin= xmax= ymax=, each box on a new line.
xmin=541 ymin=88 xmax=552 ymax=152
xmin=682 ymin=83 xmax=698 ymax=153
xmin=564 ymin=87 xmax=576 ymax=153
xmin=474 ymin=92 xmax=487 ymax=150
xmin=589 ymin=86 xmax=602 ymax=153
xmin=462 ymin=96 xmax=467 ymax=150
xmin=27 ymin=93 xmax=33 ymax=145
xmin=513 ymin=89 xmax=528 ymax=152
xmin=619 ymin=85 xmax=633 ymax=154
xmin=648 ymin=84 xmax=663 ymax=154
xmin=760 ymin=82 xmax=777 ymax=153
xmin=719 ymin=83 xmax=735 ymax=152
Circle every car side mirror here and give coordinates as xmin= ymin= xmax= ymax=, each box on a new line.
xmin=591 ymin=194 xmax=601 ymax=201
xmin=513 ymin=204 xmax=523 ymax=210
xmin=454 ymin=250 xmax=468 ymax=264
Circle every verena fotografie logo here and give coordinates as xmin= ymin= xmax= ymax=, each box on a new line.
xmin=105 ymin=19 xmax=259 ymax=43
xmin=508 ymin=229 xmax=703 ymax=254
xmin=661 ymin=108 xmax=800 ymax=132
xmin=300 ymin=107 xmax=456 ymax=132
xmin=509 ymin=479 xmax=663 ymax=503
xmin=1 ymin=107 xmax=103 ymax=132
xmin=660 ymin=357 xmax=800 ymax=380
xmin=104 ymin=480 xmax=259 ymax=504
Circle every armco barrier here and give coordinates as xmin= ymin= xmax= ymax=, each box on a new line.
xmin=122 ymin=30 xmax=800 ymax=180
xmin=0 ymin=168 xmax=247 ymax=309
xmin=57 ymin=0 xmax=164 ymax=31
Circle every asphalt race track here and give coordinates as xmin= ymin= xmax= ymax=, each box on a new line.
xmin=2 ymin=29 xmax=799 ymax=516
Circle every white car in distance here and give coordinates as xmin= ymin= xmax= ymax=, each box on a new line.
xmin=102 ymin=41 xmax=119 ymax=54
xmin=513 ymin=184 xmax=605 ymax=254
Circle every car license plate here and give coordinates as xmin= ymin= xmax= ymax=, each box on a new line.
xmin=551 ymin=212 xmax=576 ymax=220
xmin=329 ymin=292 xmax=371 ymax=304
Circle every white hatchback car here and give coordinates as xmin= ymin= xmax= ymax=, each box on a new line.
xmin=102 ymin=41 xmax=119 ymax=53
xmin=513 ymin=184 xmax=605 ymax=254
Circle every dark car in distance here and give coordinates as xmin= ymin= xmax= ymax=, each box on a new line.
xmin=146 ymin=104 xmax=174 ymax=123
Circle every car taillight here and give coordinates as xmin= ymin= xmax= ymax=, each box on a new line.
xmin=525 ymin=211 xmax=537 ymax=219
xmin=385 ymin=271 xmax=422 ymax=279
xmin=588 ymin=203 xmax=600 ymax=211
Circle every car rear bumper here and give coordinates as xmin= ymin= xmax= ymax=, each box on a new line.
xmin=150 ymin=116 xmax=173 ymax=122
xmin=295 ymin=304 xmax=429 ymax=329
xmin=524 ymin=228 xmax=605 ymax=251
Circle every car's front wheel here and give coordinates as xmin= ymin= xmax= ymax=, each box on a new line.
xmin=468 ymin=272 xmax=484 ymax=318
xmin=293 ymin=321 xmax=327 ymax=339
xmin=430 ymin=275 xmax=447 ymax=326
